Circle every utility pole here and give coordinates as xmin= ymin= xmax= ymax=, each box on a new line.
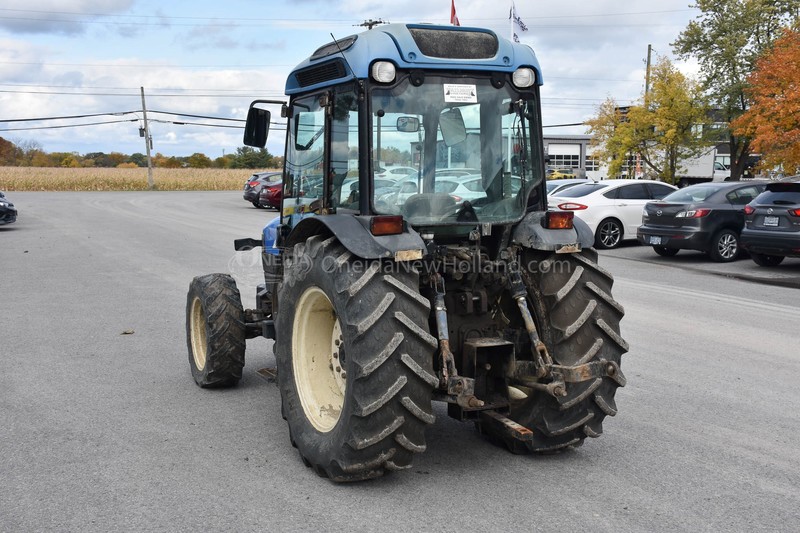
xmin=644 ymin=44 xmax=652 ymax=108
xmin=140 ymin=87 xmax=154 ymax=190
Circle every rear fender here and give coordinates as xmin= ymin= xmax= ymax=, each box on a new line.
xmin=511 ymin=211 xmax=594 ymax=251
xmin=284 ymin=215 xmax=426 ymax=260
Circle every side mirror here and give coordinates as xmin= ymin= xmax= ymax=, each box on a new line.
xmin=397 ymin=116 xmax=420 ymax=133
xmin=439 ymin=108 xmax=466 ymax=147
xmin=243 ymin=106 xmax=270 ymax=148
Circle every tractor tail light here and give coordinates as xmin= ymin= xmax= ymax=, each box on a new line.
xmin=370 ymin=215 xmax=404 ymax=236
xmin=544 ymin=211 xmax=574 ymax=230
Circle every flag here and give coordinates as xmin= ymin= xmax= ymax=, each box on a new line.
xmin=509 ymin=1 xmax=528 ymax=43
xmin=451 ymin=0 xmax=460 ymax=26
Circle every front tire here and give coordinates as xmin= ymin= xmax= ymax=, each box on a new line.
xmin=275 ymin=236 xmax=437 ymax=481
xmin=595 ymin=218 xmax=623 ymax=249
xmin=485 ymin=249 xmax=628 ymax=452
xmin=186 ymin=274 xmax=246 ymax=387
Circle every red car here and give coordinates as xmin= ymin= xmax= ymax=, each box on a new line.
xmin=257 ymin=179 xmax=283 ymax=210
xmin=243 ymin=171 xmax=281 ymax=209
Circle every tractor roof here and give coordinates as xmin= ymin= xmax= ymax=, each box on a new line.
xmin=285 ymin=23 xmax=542 ymax=95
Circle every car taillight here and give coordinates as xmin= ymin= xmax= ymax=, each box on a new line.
xmin=557 ymin=202 xmax=588 ymax=210
xmin=744 ymin=204 xmax=755 ymax=216
xmin=676 ymin=208 xmax=710 ymax=218
xmin=248 ymin=181 xmax=260 ymax=187
xmin=788 ymin=208 xmax=800 ymax=216
xmin=450 ymin=195 xmax=463 ymax=202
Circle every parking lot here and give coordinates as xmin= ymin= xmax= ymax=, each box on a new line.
xmin=2 ymin=191 xmax=799 ymax=532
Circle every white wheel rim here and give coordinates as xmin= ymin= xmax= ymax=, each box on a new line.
xmin=189 ymin=297 xmax=207 ymax=370
xmin=293 ymin=287 xmax=345 ymax=433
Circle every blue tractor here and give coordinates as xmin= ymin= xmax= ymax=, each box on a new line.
xmin=186 ymin=23 xmax=628 ymax=481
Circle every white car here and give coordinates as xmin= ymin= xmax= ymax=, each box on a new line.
xmin=435 ymin=177 xmax=487 ymax=203
xmin=548 ymin=179 xmax=677 ymax=248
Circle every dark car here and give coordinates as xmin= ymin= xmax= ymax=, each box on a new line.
xmin=740 ymin=178 xmax=800 ymax=266
xmin=257 ymin=180 xmax=283 ymax=210
xmin=637 ymin=181 xmax=766 ymax=262
xmin=0 ymin=191 xmax=17 ymax=225
xmin=243 ymin=171 xmax=281 ymax=208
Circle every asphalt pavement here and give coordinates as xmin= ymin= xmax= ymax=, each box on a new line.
xmin=1 ymin=192 xmax=798 ymax=532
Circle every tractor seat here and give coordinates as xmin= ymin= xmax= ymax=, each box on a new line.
xmin=402 ymin=193 xmax=457 ymax=219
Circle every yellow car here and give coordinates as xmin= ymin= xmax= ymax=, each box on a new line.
xmin=547 ymin=168 xmax=577 ymax=180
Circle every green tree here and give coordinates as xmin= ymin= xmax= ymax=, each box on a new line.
xmin=672 ymin=0 xmax=800 ymax=180
xmin=587 ymin=57 xmax=710 ymax=184
xmin=127 ymin=153 xmax=147 ymax=167
xmin=187 ymin=152 xmax=212 ymax=168
xmin=230 ymin=146 xmax=273 ymax=169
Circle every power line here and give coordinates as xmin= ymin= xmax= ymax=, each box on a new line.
xmin=0 ymin=111 xmax=138 ymax=123
xmin=0 ymin=119 xmax=138 ymax=132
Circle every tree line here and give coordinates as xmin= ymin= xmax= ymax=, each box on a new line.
xmin=588 ymin=0 xmax=800 ymax=184
xmin=0 ymin=137 xmax=281 ymax=169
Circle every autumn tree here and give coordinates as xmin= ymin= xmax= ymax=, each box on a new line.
xmin=731 ymin=28 xmax=800 ymax=174
xmin=586 ymin=57 xmax=710 ymax=184
xmin=673 ymin=0 xmax=800 ymax=180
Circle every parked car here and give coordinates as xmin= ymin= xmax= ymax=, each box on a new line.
xmin=0 ymin=191 xmax=17 ymax=225
xmin=434 ymin=177 xmax=488 ymax=203
xmin=243 ymin=171 xmax=281 ymax=208
xmin=549 ymin=179 xmax=677 ymax=248
xmin=637 ymin=181 xmax=766 ymax=262
xmin=376 ymin=166 xmax=419 ymax=179
xmin=547 ymin=178 xmax=592 ymax=196
xmin=546 ymin=168 xmax=578 ymax=180
xmin=257 ymin=180 xmax=283 ymax=210
xmin=740 ymin=178 xmax=800 ymax=266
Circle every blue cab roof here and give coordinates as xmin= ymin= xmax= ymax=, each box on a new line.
xmin=285 ymin=23 xmax=542 ymax=95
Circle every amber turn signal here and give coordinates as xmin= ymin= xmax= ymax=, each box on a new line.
xmin=544 ymin=211 xmax=574 ymax=230
xmin=370 ymin=215 xmax=404 ymax=236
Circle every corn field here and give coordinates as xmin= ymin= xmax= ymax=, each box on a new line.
xmin=0 ymin=167 xmax=281 ymax=191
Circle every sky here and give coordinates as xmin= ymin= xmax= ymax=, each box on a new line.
xmin=0 ymin=0 xmax=701 ymax=159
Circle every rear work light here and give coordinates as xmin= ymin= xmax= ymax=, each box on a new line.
xmin=676 ymin=208 xmax=711 ymax=218
xmin=557 ymin=202 xmax=588 ymax=211
xmin=370 ymin=215 xmax=404 ymax=236
xmin=544 ymin=211 xmax=574 ymax=230
xmin=744 ymin=205 xmax=755 ymax=216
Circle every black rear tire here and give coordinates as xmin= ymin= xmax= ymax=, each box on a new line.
xmin=275 ymin=236 xmax=437 ymax=481
xmin=484 ymin=249 xmax=627 ymax=452
xmin=751 ymin=252 xmax=785 ymax=267
xmin=253 ymin=201 xmax=265 ymax=209
xmin=186 ymin=273 xmax=246 ymax=387
xmin=653 ymin=245 xmax=679 ymax=257
xmin=708 ymin=229 xmax=739 ymax=262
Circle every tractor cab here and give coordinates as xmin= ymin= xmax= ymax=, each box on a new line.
xmin=245 ymin=24 xmax=547 ymax=245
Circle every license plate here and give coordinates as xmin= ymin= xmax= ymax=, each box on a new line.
xmin=649 ymin=236 xmax=662 ymax=245
xmin=764 ymin=216 xmax=779 ymax=227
